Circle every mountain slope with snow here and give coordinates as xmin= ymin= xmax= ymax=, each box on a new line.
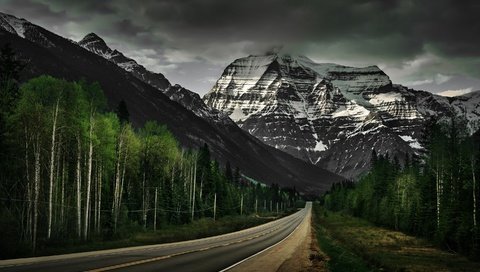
xmin=204 ymin=54 xmax=480 ymax=178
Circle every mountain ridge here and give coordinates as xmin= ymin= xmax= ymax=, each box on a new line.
xmin=0 ymin=11 xmax=342 ymax=194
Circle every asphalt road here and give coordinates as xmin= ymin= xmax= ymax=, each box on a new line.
xmin=0 ymin=202 xmax=311 ymax=272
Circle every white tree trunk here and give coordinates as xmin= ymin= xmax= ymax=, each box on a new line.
xmin=97 ymin=163 xmax=102 ymax=234
xmin=24 ymin=128 xmax=32 ymax=243
xmin=472 ymin=156 xmax=477 ymax=230
xmin=119 ymin=147 xmax=127 ymax=224
xmin=84 ymin=113 xmax=94 ymax=240
xmin=436 ymin=163 xmax=441 ymax=230
xmin=48 ymin=99 xmax=60 ymax=239
xmin=240 ymin=194 xmax=243 ymax=215
xmin=76 ymin=135 xmax=82 ymax=238
xmin=112 ymin=131 xmax=124 ymax=232
xmin=32 ymin=136 xmax=40 ymax=252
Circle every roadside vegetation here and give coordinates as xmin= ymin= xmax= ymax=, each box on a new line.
xmin=323 ymin=117 xmax=480 ymax=259
xmin=313 ymin=203 xmax=480 ymax=271
xmin=32 ymin=212 xmax=289 ymax=257
xmin=0 ymin=45 xmax=301 ymax=259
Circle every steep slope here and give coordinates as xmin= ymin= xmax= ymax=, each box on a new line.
xmin=78 ymin=33 xmax=233 ymax=126
xmin=79 ymin=32 xmax=171 ymax=90
xmin=204 ymin=54 xmax=479 ymax=178
xmin=0 ymin=12 xmax=342 ymax=194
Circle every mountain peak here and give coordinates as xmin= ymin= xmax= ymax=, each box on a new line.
xmin=78 ymin=32 xmax=114 ymax=58
xmin=79 ymin=32 xmax=107 ymax=46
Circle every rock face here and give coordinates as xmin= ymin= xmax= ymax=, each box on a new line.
xmin=0 ymin=12 xmax=343 ymax=194
xmin=204 ymin=54 xmax=480 ymax=178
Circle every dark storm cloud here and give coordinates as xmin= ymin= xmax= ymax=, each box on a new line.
xmin=113 ymin=19 xmax=149 ymax=36
xmin=1 ymin=0 xmax=479 ymax=93
xmin=130 ymin=0 xmax=478 ymax=59
xmin=1 ymin=0 xmax=73 ymax=25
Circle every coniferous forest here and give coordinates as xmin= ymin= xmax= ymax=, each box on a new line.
xmin=0 ymin=46 xmax=299 ymax=258
xmin=323 ymin=118 xmax=480 ymax=258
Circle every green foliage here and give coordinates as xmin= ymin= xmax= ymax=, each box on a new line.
xmin=323 ymin=119 xmax=480 ymax=259
xmin=0 ymin=75 xmax=302 ymax=258
xmin=313 ymin=204 xmax=480 ymax=271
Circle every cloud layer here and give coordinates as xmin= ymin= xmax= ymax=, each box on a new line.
xmin=1 ymin=0 xmax=479 ymax=95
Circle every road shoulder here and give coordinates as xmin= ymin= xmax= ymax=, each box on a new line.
xmin=228 ymin=207 xmax=327 ymax=272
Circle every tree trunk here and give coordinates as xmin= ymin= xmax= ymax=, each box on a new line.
xmin=191 ymin=160 xmax=197 ymax=222
xmin=473 ymin=156 xmax=477 ymax=230
xmin=97 ymin=162 xmax=102 ymax=234
xmin=24 ymin=127 xmax=32 ymax=243
xmin=436 ymin=163 xmax=441 ymax=230
xmin=119 ymin=146 xmax=127 ymax=224
xmin=47 ymin=99 xmax=60 ymax=239
xmin=60 ymin=154 xmax=66 ymax=228
xmin=213 ymin=193 xmax=217 ymax=221
xmin=76 ymin=135 xmax=82 ymax=239
xmin=32 ymin=136 xmax=40 ymax=252
xmin=154 ymin=187 xmax=158 ymax=231
xmin=84 ymin=112 xmax=94 ymax=240
xmin=112 ymin=131 xmax=124 ymax=232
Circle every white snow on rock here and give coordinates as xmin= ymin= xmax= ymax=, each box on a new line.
xmin=313 ymin=140 xmax=327 ymax=152
xmin=369 ymin=92 xmax=403 ymax=104
xmin=399 ymin=135 xmax=422 ymax=150
xmin=0 ymin=13 xmax=27 ymax=38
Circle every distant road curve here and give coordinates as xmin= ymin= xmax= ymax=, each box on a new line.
xmin=0 ymin=202 xmax=312 ymax=272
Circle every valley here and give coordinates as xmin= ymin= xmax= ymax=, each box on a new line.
xmin=0 ymin=2 xmax=479 ymax=271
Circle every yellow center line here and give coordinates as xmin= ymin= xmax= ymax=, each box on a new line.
xmin=84 ymin=219 xmax=299 ymax=272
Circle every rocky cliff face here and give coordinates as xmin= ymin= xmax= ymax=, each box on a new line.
xmin=204 ymin=54 xmax=480 ymax=178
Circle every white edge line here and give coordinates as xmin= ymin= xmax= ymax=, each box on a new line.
xmin=0 ymin=209 xmax=304 ymax=268
xmin=218 ymin=208 xmax=308 ymax=272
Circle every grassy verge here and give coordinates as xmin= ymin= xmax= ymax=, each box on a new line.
xmin=8 ymin=213 xmax=288 ymax=259
xmin=312 ymin=203 xmax=480 ymax=272
xmin=312 ymin=204 xmax=375 ymax=272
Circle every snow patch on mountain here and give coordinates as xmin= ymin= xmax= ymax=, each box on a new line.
xmin=205 ymin=53 xmax=480 ymax=179
xmin=400 ymin=135 xmax=422 ymax=150
xmin=0 ymin=13 xmax=27 ymax=38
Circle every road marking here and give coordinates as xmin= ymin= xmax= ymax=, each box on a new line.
xmin=219 ymin=206 xmax=309 ymax=272
xmin=85 ymin=220 xmax=295 ymax=272
xmin=0 ymin=214 xmax=293 ymax=268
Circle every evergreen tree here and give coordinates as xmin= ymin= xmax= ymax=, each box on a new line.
xmin=116 ymin=100 xmax=129 ymax=124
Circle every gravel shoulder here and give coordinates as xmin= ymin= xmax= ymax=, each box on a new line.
xmin=229 ymin=205 xmax=327 ymax=272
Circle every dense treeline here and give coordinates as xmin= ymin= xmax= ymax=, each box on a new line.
xmin=0 ymin=46 xmax=300 ymax=257
xmin=323 ymin=119 xmax=479 ymax=258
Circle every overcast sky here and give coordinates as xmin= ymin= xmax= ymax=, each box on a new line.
xmin=1 ymin=0 xmax=480 ymax=96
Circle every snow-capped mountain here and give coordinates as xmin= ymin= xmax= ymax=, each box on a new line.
xmin=204 ymin=53 xmax=480 ymax=178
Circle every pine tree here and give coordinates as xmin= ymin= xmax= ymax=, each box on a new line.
xmin=116 ymin=100 xmax=129 ymax=124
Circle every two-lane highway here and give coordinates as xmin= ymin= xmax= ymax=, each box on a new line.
xmin=0 ymin=202 xmax=312 ymax=272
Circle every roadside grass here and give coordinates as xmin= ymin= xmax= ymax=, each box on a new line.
xmin=313 ymin=204 xmax=480 ymax=272
xmin=13 ymin=212 xmax=287 ymax=259
xmin=312 ymin=204 xmax=375 ymax=272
